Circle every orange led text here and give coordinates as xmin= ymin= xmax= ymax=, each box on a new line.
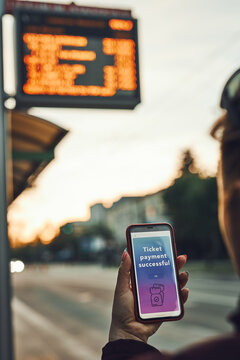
xmin=109 ymin=19 xmax=134 ymax=31
xmin=23 ymin=33 xmax=137 ymax=97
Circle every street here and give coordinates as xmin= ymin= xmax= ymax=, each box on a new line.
xmin=12 ymin=264 xmax=239 ymax=360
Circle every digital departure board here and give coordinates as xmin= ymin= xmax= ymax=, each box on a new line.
xmin=15 ymin=8 xmax=140 ymax=109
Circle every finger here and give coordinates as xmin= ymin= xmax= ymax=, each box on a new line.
xmin=181 ymin=288 xmax=189 ymax=304
xmin=115 ymin=252 xmax=132 ymax=294
xmin=177 ymin=255 xmax=187 ymax=270
xmin=179 ymin=271 xmax=189 ymax=289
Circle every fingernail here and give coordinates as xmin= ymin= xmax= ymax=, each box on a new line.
xmin=122 ymin=249 xmax=127 ymax=261
xmin=183 ymin=254 xmax=188 ymax=260
xmin=186 ymin=271 xmax=189 ymax=278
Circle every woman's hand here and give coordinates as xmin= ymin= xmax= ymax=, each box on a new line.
xmin=109 ymin=252 xmax=189 ymax=343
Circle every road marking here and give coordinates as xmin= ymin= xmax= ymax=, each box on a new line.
xmin=13 ymin=297 xmax=98 ymax=360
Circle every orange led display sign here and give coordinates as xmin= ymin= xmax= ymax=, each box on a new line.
xmin=15 ymin=8 xmax=140 ymax=109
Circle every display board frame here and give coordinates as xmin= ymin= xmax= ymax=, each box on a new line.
xmin=14 ymin=7 xmax=141 ymax=109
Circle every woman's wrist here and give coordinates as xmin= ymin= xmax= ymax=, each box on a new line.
xmin=109 ymin=323 xmax=148 ymax=343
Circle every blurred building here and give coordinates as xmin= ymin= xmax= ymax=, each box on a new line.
xmin=89 ymin=203 xmax=107 ymax=225
xmin=89 ymin=190 xmax=169 ymax=244
xmin=58 ymin=188 xmax=169 ymax=247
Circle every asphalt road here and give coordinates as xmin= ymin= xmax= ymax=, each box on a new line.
xmin=12 ymin=264 xmax=239 ymax=360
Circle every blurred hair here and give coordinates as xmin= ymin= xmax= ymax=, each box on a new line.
xmin=211 ymin=112 xmax=240 ymax=275
xmin=210 ymin=112 xmax=240 ymax=188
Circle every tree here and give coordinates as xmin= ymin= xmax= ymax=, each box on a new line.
xmin=179 ymin=149 xmax=196 ymax=175
xmin=163 ymin=150 xmax=225 ymax=259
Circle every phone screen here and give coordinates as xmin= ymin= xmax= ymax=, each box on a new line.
xmin=129 ymin=225 xmax=182 ymax=320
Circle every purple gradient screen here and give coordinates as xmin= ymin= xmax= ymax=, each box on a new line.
xmin=131 ymin=231 xmax=180 ymax=315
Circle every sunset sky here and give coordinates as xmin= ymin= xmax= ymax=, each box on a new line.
xmin=7 ymin=0 xmax=240 ymax=245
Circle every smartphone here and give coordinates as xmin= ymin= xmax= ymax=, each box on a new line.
xmin=126 ymin=223 xmax=183 ymax=323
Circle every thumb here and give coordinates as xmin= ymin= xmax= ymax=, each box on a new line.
xmin=115 ymin=252 xmax=132 ymax=294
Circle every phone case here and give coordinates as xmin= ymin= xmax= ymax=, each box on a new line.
xmin=126 ymin=223 xmax=184 ymax=323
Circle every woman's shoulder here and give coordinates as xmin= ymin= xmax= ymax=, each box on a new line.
xmin=171 ymin=333 xmax=240 ymax=360
xmin=139 ymin=333 xmax=240 ymax=360
xmin=102 ymin=333 xmax=240 ymax=360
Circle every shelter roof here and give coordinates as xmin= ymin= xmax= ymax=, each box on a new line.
xmin=8 ymin=110 xmax=68 ymax=202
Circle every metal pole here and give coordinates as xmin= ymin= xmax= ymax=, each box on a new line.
xmin=0 ymin=0 xmax=14 ymax=358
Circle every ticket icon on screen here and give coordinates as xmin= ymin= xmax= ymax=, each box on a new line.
xmin=150 ymin=284 xmax=164 ymax=306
